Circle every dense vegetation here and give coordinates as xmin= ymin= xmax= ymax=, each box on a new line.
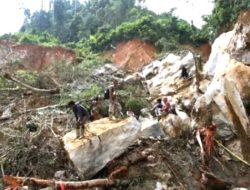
xmin=1 ymin=0 xmax=203 ymax=53
xmin=202 ymin=0 xmax=250 ymax=41
xmin=1 ymin=0 xmax=250 ymax=53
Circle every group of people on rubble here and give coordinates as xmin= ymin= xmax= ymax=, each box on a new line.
xmin=68 ymin=65 xmax=187 ymax=139
xmin=67 ymin=79 xmax=123 ymax=138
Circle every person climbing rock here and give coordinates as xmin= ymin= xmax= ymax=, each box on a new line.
xmin=180 ymin=65 xmax=189 ymax=79
xmin=68 ymin=101 xmax=90 ymax=138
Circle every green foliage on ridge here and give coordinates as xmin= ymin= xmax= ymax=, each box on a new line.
xmin=1 ymin=0 xmax=249 ymax=54
xmin=201 ymin=0 xmax=250 ymax=41
xmin=13 ymin=0 xmax=205 ymax=53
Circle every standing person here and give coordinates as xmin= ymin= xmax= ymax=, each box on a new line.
xmin=68 ymin=101 xmax=90 ymax=138
xmin=107 ymin=79 xmax=123 ymax=120
xmin=90 ymin=96 xmax=102 ymax=121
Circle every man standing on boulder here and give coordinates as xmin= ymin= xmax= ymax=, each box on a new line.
xmin=108 ymin=79 xmax=123 ymax=120
xmin=68 ymin=101 xmax=90 ymax=138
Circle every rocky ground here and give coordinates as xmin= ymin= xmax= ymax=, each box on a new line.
xmin=2 ymin=11 xmax=250 ymax=190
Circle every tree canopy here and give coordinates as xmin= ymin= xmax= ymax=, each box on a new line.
xmin=2 ymin=0 xmax=249 ymax=53
xmin=17 ymin=0 xmax=202 ymax=52
xmin=201 ymin=0 xmax=250 ymax=41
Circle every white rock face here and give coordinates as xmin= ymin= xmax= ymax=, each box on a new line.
xmin=62 ymin=117 xmax=140 ymax=179
xmin=205 ymin=14 xmax=250 ymax=77
xmin=194 ymin=77 xmax=249 ymax=133
xmin=93 ymin=64 xmax=120 ymax=76
xmin=142 ymin=52 xmax=196 ymax=96
xmin=204 ymin=31 xmax=233 ymax=77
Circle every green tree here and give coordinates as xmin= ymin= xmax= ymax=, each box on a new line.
xmin=201 ymin=0 xmax=250 ymax=41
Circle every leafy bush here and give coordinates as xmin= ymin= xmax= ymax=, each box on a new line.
xmin=87 ymin=14 xmax=195 ymax=52
xmin=14 ymin=70 xmax=38 ymax=86
xmin=34 ymin=73 xmax=58 ymax=89
xmin=2 ymin=32 xmax=61 ymax=46
xmin=0 ymin=76 xmax=15 ymax=88
xmin=125 ymin=97 xmax=147 ymax=116
xmin=201 ymin=0 xmax=250 ymax=42
xmin=82 ymin=84 xmax=102 ymax=99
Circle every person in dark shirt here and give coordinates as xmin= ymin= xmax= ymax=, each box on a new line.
xmin=180 ymin=66 xmax=189 ymax=79
xmin=68 ymin=101 xmax=90 ymax=138
xmin=151 ymin=98 xmax=163 ymax=121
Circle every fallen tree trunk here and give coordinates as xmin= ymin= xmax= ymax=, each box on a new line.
xmin=1 ymin=72 xmax=59 ymax=94
xmin=19 ymin=104 xmax=66 ymax=114
xmin=0 ymin=104 xmax=66 ymax=123
xmin=4 ymin=175 xmax=115 ymax=189
xmin=0 ymin=87 xmax=26 ymax=92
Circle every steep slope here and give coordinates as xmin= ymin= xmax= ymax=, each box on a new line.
xmin=112 ymin=39 xmax=156 ymax=71
xmin=0 ymin=40 xmax=75 ymax=70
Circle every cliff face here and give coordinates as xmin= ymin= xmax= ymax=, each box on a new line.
xmin=195 ymin=10 xmax=250 ymax=162
xmin=111 ymin=39 xmax=157 ymax=71
xmin=0 ymin=41 xmax=76 ymax=70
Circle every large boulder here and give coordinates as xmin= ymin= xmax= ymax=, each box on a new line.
xmin=140 ymin=118 xmax=165 ymax=138
xmin=204 ymin=11 xmax=250 ymax=78
xmin=143 ymin=52 xmax=196 ymax=96
xmin=62 ymin=117 xmax=140 ymax=179
xmin=194 ymin=77 xmax=250 ymax=161
xmin=225 ymin=61 xmax=250 ymax=101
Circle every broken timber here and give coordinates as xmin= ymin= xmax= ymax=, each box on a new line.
xmin=1 ymin=72 xmax=59 ymax=94
xmin=4 ymin=175 xmax=115 ymax=189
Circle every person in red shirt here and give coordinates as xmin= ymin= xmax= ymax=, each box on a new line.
xmin=162 ymin=96 xmax=170 ymax=115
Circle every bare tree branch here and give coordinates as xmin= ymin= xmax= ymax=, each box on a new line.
xmin=1 ymin=72 xmax=59 ymax=94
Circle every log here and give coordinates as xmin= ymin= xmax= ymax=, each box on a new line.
xmin=4 ymin=175 xmax=115 ymax=189
xmin=1 ymin=72 xmax=59 ymax=94
xmin=0 ymin=104 xmax=66 ymax=123
xmin=19 ymin=104 xmax=66 ymax=114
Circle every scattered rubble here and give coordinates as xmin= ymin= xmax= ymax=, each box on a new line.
xmin=2 ymin=10 xmax=250 ymax=190
xmin=62 ymin=117 xmax=140 ymax=179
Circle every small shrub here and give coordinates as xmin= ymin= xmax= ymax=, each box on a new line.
xmin=0 ymin=76 xmax=14 ymax=88
xmin=14 ymin=70 xmax=38 ymax=86
xmin=82 ymin=84 xmax=102 ymax=99
xmin=35 ymin=73 xmax=57 ymax=89
xmin=125 ymin=97 xmax=147 ymax=116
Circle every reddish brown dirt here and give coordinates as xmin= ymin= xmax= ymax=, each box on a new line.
xmin=182 ymin=43 xmax=211 ymax=62
xmin=238 ymin=10 xmax=250 ymax=26
xmin=0 ymin=40 xmax=76 ymax=70
xmin=112 ymin=39 xmax=157 ymax=71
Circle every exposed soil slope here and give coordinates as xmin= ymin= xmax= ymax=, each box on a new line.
xmin=112 ymin=39 xmax=156 ymax=71
xmin=0 ymin=40 xmax=75 ymax=70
